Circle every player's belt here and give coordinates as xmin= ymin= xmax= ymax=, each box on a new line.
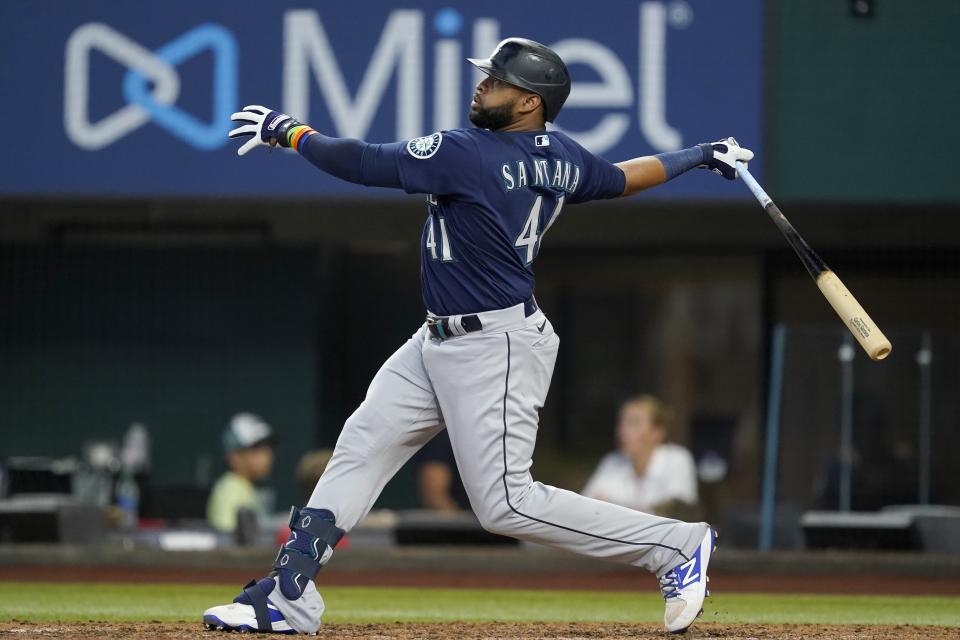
xmin=426 ymin=298 xmax=538 ymax=340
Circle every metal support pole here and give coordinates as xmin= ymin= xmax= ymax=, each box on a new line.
xmin=838 ymin=334 xmax=856 ymax=512
xmin=917 ymin=332 xmax=933 ymax=505
xmin=759 ymin=324 xmax=786 ymax=551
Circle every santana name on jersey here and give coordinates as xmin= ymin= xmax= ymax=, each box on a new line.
xmin=501 ymin=159 xmax=580 ymax=195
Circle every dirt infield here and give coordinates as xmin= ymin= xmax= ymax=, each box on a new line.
xmin=2 ymin=565 xmax=959 ymax=595
xmin=2 ymin=621 xmax=958 ymax=639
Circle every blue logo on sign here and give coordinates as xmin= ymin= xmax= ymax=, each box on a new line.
xmin=122 ymin=24 xmax=237 ymax=150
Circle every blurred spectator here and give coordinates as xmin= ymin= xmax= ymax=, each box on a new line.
xmin=295 ymin=449 xmax=334 ymax=503
xmin=412 ymin=430 xmax=470 ymax=513
xmin=583 ymin=395 xmax=699 ymax=519
xmin=207 ymin=413 xmax=275 ymax=533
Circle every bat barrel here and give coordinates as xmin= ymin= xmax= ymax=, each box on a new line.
xmin=736 ymin=162 xmax=892 ymax=362
xmin=816 ymin=271 xmax=892 ymax=361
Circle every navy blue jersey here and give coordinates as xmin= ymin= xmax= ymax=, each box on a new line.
xmin=394 ymin=128 xmax=625 ymax=316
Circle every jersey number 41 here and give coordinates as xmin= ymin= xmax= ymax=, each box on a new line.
xmin=425 ymin=194 xmax=565 ymax=265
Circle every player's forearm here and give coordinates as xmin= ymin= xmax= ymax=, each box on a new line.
xmin=615 ymin=145 xmax=713 ymax=197
xmin=288 ymin=124 xmax=362 ymax=181
xmin=286 ymin=124 xmax=403 ymax=188
xmin=614 ymin=156 xmax=667 ymax=196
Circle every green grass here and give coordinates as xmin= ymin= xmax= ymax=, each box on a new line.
xmin=0 ymin=583 xmax=957 ymax=627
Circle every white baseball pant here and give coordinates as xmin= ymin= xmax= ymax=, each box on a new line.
xmin=307 ymin=302 xmax=707 ymax=571
xmin=270 ymin=302 xmax=708 ymax=631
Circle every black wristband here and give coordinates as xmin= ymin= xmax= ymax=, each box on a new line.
xmin=696 ymin=143 xmax=714 ymax=165
xmin=274 ymin=118 xmax=303 ymax=148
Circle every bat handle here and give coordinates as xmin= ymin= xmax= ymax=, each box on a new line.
xmin=735 ymin=161 xmax=772 ymax=209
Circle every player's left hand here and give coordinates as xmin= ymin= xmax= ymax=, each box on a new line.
xmin=228 ymin=105 xmax=295 ymax=156
xmin=697 ymin=137 xmax=754 ymax=180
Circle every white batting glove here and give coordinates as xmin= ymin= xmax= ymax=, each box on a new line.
xmin=697 ymin=137 xmax=754 ymax=180
xmin=228 ymin=105 xmax=293 ymax=156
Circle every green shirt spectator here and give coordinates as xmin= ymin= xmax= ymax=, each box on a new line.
xmin=207 ymin=412 xmax=275 ymax=533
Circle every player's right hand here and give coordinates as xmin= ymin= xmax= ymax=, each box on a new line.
xmin=228 ymin=105 xmax=298 ymax=156
xmin=697 ymin=137 xmax=754 ymax=180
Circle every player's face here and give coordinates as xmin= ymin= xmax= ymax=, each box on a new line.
xmin=616 ymin=402 xmax=664 ymax=458
xmin=469 ymin=75 xmax=523 ymax=130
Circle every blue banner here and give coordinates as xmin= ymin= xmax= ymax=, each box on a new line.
xmin=0 ymin=1 xmax=763 ymax=197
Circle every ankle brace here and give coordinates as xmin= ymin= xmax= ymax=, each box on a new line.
xmin=271 ymin=506 xmax=344 ymax=600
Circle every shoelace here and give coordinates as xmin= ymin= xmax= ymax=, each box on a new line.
xmin=658 ymin=569 xmax=682 ymax=600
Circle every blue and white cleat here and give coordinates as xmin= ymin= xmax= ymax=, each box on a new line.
xmin=203 ymin=579 xmax=298 ymax=634
xmin=658 ymin=527 xmax=717 ymax=634
xmin=204 ymin=507 xmax=339 ymax=634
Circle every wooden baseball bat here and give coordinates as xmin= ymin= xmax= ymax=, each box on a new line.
xmin=736 ymin=162 xmax=892 ymax=361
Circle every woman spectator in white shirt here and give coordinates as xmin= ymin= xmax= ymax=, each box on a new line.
xmin=583 ymin=395 xmax=699 ymax=519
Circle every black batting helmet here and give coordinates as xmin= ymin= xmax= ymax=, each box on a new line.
xmin=467 ymin=38 xmax=571 ymax=122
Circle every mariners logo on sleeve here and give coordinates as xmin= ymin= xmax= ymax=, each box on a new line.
xmin=407 ymin=132 xmax=443 ymax=159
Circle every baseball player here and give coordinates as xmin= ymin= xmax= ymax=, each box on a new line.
xmin=204 ymin=38 xmax=752 ymax=635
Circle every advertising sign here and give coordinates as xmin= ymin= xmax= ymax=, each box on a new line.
xmin=0 ymin=1 xmax=763 ymax=196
